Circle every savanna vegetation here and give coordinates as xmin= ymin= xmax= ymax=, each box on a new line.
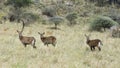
xmin=0 ymin=0 xmax=120 ymax=68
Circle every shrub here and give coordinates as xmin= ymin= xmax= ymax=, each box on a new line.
xmin=107 ymin=13 xmax=120 ymax=25
xmin=49 ymin=16 xmax=64 ymax=29
xmin=42 ymin=6 xmax=56 ymax=17
xmin=89 ymin=16 xmax=118 ymax=31
xmin=0 ymin=13 xmax=4 ymax=23
xmin=6 ymin=0 xmax=33 ymax=22
xmin=22 ymin=13 xmax=39 ymax=21
xmin=20 ymin=13 xmax=39 ymax=25
xmin=66 ymin=12 xmax=77 ymax=25
xmin=86 ymin=0 xmax=119 ymax=6
xmin=6 ymin=0 xmax=32 ymax=8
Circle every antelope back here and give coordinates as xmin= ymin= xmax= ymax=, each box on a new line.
xmin=88 ymin=39 xmax=100 ymax=46
xmin=47 ymin=36 xmax=56 ymax=43
xmin=21 ymin=36 xmax=34 ymax=44
xmin=38 ymin=32 xmax=56 ymax=43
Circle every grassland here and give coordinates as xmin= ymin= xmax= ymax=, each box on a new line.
xmin=0 ymin=21 xmax=120 ymax=68
xmin=0 ymin=0 xmax=120 ymax=68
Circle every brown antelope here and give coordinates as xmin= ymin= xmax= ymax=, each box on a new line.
xmin=85 ymin=34 xmax=103 ymax=51
xmin=17 ymin=20 xmax=36 ymax=48
xmin=38 ymin=32 xmax=56 ymax=47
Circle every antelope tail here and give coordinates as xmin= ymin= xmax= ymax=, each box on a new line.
xmin=100 ymin=41 xmax=103 ymax=46
xmin=32 ymin=38 xmax=36 ymax=48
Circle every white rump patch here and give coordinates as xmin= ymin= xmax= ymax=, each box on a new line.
xmin=98 ymin=42 xmax=101 ymax=47
xmin=32 ymin=40 xmax=34 ymax=45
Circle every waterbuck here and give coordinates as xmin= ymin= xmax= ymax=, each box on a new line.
xmin=17 ymin=20 xmax=36 ymax=48
xmin=85 ymin=34 xmax=103 ymax=51
xmin=38 ymin=32 xmax=56 ymax=47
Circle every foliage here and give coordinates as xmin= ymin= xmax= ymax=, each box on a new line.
xmin=66 ymin=12 xmax=77 ymax=25
xmin=0 ymin=13 xmax=5 ymax=19
xmin=49 ymin=16 xmax=64 ymax=29
xmin=0 ymin=12 xmax=6 ymax=24
xmin=42 ymin=6 xmax=56 ymax=17
xmin=89 ymin=16 xmax=118 ymax=31
xmin=6 ymin=0 xmax=32 ymax=8
xmin=107 ymin=13 xmax=120 ymax=25
xmin=19 ymin=12 xmax=39 ymax=25
xmin=22 ymin=13 xmax=39 ymax=20
xmin=86 ymin=0 xmax=120 ymax=6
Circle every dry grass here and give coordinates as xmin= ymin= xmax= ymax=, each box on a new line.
xmin=0 ymin=22 xmax=120 ymax=68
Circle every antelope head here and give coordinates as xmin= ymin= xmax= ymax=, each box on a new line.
xmin=38 ymin=32 xmax=45 ymax=37
xmin=85 ymin=34 xmax=91 ymax=41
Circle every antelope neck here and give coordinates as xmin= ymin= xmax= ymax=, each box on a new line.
xmin=87 ymin=39 xmax=90 ymax=44
xmin=40 ymin=35 xmax=44 ymax=38
xmin=19 ymin=33 xmax=23 ymax=39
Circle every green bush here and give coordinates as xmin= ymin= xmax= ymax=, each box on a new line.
xmin=49 ymin=16 xmax=64 ymax=29
xmin=22 ymin=13 xmax=39 ymax=20
xmin=42 ymin=6 xmax=56 ymax=17
xmin=107 ymin=13 xmax=120 ymax=25
xmin=66 ymin=12 xmax=77 ymax=25
xmin=7 ymin=0 xmax=32 ymax=8
xmin=86 ymin=0 xmax=119 ymax=6
xmin=89 ymin=16 xmax=118 ymax=31
xmin=21 ymin=13 xmax=39 ymax=24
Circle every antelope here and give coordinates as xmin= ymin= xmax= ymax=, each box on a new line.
xmin=17 ymin=20 xmax=36 ymax=48
xmin=85 ymin=34 xmax=103 ymax=51
xmin=38 ymin=32 xmax=56 ymax=47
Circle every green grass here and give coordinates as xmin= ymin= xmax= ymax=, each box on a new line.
xmin=0 ymin=21 xmax=120 ymax=68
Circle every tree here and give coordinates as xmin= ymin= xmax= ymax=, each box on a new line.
xmin=49 ymin=16 xmax=64 ymax=29
xmin=6 ymin=0 xmax=33 ymax=22
xmin=89 ymin=16 xmax=118 ymax=32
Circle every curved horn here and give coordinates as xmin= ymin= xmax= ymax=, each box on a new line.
xmin=20 ymin=19 xmax=25 ymax=33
